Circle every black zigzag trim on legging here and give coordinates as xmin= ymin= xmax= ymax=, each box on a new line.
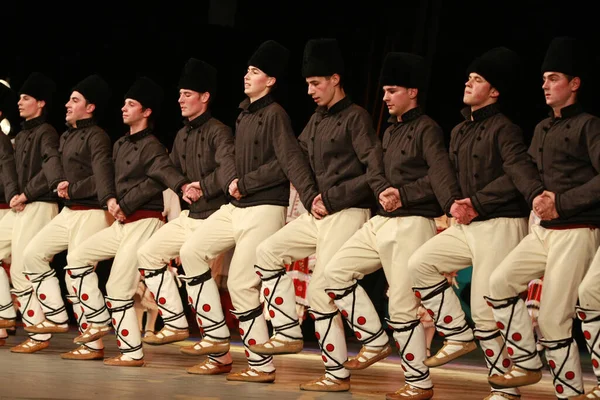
xmin=310 ymin=309 xmax=346 ymax=379
xmin=578 ymin=307 xmax=600 ymax=384
xmin=140 ymin=265 xmax=186 ymax=330
xmin=25 ymin=269 xmax=67 ymax=323
xmin=475 ymin=328 xmax=508 ymax=378
xmin=68 ymin=265 xmax=109 ymax=324
xmin=233 ymin=304 xmax=273 ymax=368
xmin=415 ymin=279 xmax=470 ymax=340
xmin=386 ymin=318 xmax=431 ymax=385
xmin=255 ymin=264 xmax=301 ymax=341
xmin=485 ymin=295 xmax=539 ymax=369
xmin=187 ymin=273 xmax=230 ymax=341
xmin=326 ymin=283 xmax=385 ymax=346
xmin=106 ymin=297 xmax=143 ymax=360
xmin=541 ymin=338 xmax=582 ymax=396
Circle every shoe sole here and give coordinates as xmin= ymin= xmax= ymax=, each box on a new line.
xmin=143 ymin=333 xmax=189 ymax=346
xmin=424 ymin=341 xmax=477 ymax=367
xmin=344 ymin=345 xmax=393 ymax=370
xmin=488 ymin=372 xmax=542 ymax=389
xmin=248 ymin=342 xmax=303 ymax=355
xmin=180 ymin=344 xmax=230 ymax=356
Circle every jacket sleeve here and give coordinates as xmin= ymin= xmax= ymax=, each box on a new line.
xmin=24 ymin=128 xmax=65 ymax=201
xmin=471 ymin=124 xmax=543 ymax=217
xmin=200 ymin=126 xmax=237 ymax=200
xmin=68 ymin=132 xmax=116 ymax=204
xmin=0 ymin=137 xmax=19 ymax=203
xmin=400 ymin=124 xmax=461 ymax=211
xmin=322 ymin=111 xmax=387 ymax=213
xmin=556 ymin=118 xmax=600 ymax=218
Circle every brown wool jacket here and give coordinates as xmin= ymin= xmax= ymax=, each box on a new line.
xmin=59 ymin=118 xmax=116 ymax=208
xmin=529 ymin=103 xmax=600 ymax=228
xmin=171 ymin=112 xmax=236 ymax=219
xmin=14 ymin=116 xmax=65 ymax=203
xmin=113 ymin=128 xmax=188 ymax=216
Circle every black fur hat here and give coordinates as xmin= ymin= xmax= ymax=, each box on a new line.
xmin=19 ymin=72 xmax=56 ymax=104
xmin=248 ymin=40 xmax=290 ymax=79
xmin=178 ymin=58 xmax=217 ymax=95
xmin=302 ymin=38 xmax=344 ymax=78
xmin=379 ymin=52 xmax=426 ymax=90
xmin=72 ymin=74 xmax=111 ymax=115
xmin=467 ymin=47 xmax=521 ymax=98
xmin=125 ymin=76 xmax=164 ymax=117
xmin=541 ymin=36 xmax=587 ymax=78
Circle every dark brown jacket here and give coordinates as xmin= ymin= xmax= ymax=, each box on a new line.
xmin=0 ymin=132 xmax=18 ymax=204
xmin=113 ymin=128 xmax=188 ymax=216
xmin=234 ymin=94 xmax=318 ymax=210
xmin=14 ymin=116 xmax=65 ymax=202
xmin=379 ymin=108 xmax=461 ymax=218
xmin=171 ymin=112 xmax=236 ymax=219
xmin=298 ymin=97 xmax=387 ymax=213
xmin=529 ymin=104 xmax=600 ymax=228
xmin=449 ymin=104 xmax=543 ymax=221
xmin=59 ymin=118 xmax=116 ymax=208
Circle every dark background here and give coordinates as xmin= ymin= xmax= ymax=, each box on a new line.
xmin=2 ymin=0 xmax=596 ymax=345
xmin=2 ymin=0 xmax=600 ymax=147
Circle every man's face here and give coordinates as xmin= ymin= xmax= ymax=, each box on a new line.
xmin=244 ymin=66 xmax=271 ymax=98
xmin=382 ymin=85 xmax=414 ymax=117
xmin=305 ymin=75 xmax=336 ymax=108
xmin=178 ymin=89 xmax=204 ymax=119
xmin=463 ymin=73 xmax=495 ymax=107
xmin=542 ymin=71 xmax=578 ymax=109
xmin=121 ymin=98 xmax=145 ymax=126
xmin=18 ymin=94 xmax=43 ymax=121
xmin=65 ymin=91 xmax=92 ymax=125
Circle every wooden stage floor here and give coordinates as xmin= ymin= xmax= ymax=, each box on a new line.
xmin=0 ymin=330 xmax=594 ymax=399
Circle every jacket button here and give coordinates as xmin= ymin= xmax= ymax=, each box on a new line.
xmin=253 ymin=156 xmax=258 ymax=160
xmin=254 ymin=140 xmax=259 ymax=145
xmin=539 ymin=169 xmax=544 ymax=174
xmin=200 ymin=173 xmax=204 ymax=178
xmin=315 ymin=121 xmax=319 ymax=126
xmin=543 ymin=126 xmax=549 ymax=132
xmin=473 ymin=173 xmax=479 ymax=178
xmin=259 ymin=114 xmax=263 ymax=118
xmin=407 ymin=135 xmax=412 ymax=139
xmin=182 ymin=155 xmax=186 ymax=159
xmin=81 ymin=136 xmax=84 ymax=140
xmin=383 ymin=149 xmax=387 ymax=153
xmin=335 ymin=171 xmax=339 ymax=175
xmin=201 ymin=137 xmax=204 ymax=141
xmin=566 ymin=124 xmax=571 ymax=129
xmin=134 ymin=147 xmax=138 ymax=151
xmin=473 ymin=154 xmax=478 ymax=158
xmin=401 ymin=150 xmax=406 ymax=155
xmin=539 ymin=147 xmax=543 ymax=152
xmin=126 ymin=161 xmax=130 ymax=165
xmin=564 ymin=137 xmax=569 ymax=142
xmin=337 ymin=121 xmax=341 ymax=126
xmin=480 ymin=126 xmax=485 ymax=130
xmin=311 ymin=137 xmax=314 ymax=141
xmin=477 ymin=137 xmax=481 ymax=141
xmin=258 ymin=121 xmax=263 ymax=126
xmin=183 ymin=137 xmax=187 ymax=142
xmin=453 ymin=151 xmax=458 ymax=155
xmin=236 ymin=119 xmax=241 ymax=124
xmin=330 ymin=138 xmax=334 ymax=142
xmin=197 ymin=154 xmax=201 ymax=158
xmin=459 ymin=130 xmax=464 ymax=134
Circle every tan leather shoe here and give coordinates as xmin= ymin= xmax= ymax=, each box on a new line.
xmin=24 ymin=319 xmax=69 ymax=334
xmin=103 ymin=354 xmax=144 ymax=367
xmin=344 ymin=343 xmax=392 ymax=370
xmin=570 ymin=385 xmax=600 ymax=399
xmin=385 ymin=384 xmax=433 ymax=400
xmin=0 ymin=319 xmax=16 ymax=329
xmin=226 ymin=368 xmax=276 ymax=383
xmin=249 ymin=337 xmax=303 ymax=355
xmin=10 ymin=338 xmax=50 ymax=353
xmin=74 ymin=323 xmax=112 ymax=344
xmin=488 ymin=367 xmax=542 ymax=388
xmin=180 ymin=339 xmax=229 ymax=356
xmin=61 ymin=345 xmax=104 ymax=360
xmin=142 ymin=327 xmax=189 ymax=345
xmin=424 ymin=340 xmax=477 ymax=367
xmin=186 ymin=358 xmax=233 ymax=375
xmin=300 ymin=375 xmax=350 ymax=392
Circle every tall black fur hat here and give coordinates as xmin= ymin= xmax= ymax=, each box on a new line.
xmin=302 ymin=38 xmax=344 ymax=78
xmin=541 ymin=36 xmax=587 ymax=78
xmin=379 ymin=52 xmax=427 ymax=90
xmin=19 ymin=72 xmax=56 ymax=104
xmin=248 ymin=40 xmax=290 ymax=79
xmin=467 ymin=47 xmax=521 ymax=98
xmin=178 ymin=58 xmax=217 ymax=95
xmin=72 ymin=74 xmax=111 ymax=114
xmin=125 ymin=76 xmax=164 ymax=117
